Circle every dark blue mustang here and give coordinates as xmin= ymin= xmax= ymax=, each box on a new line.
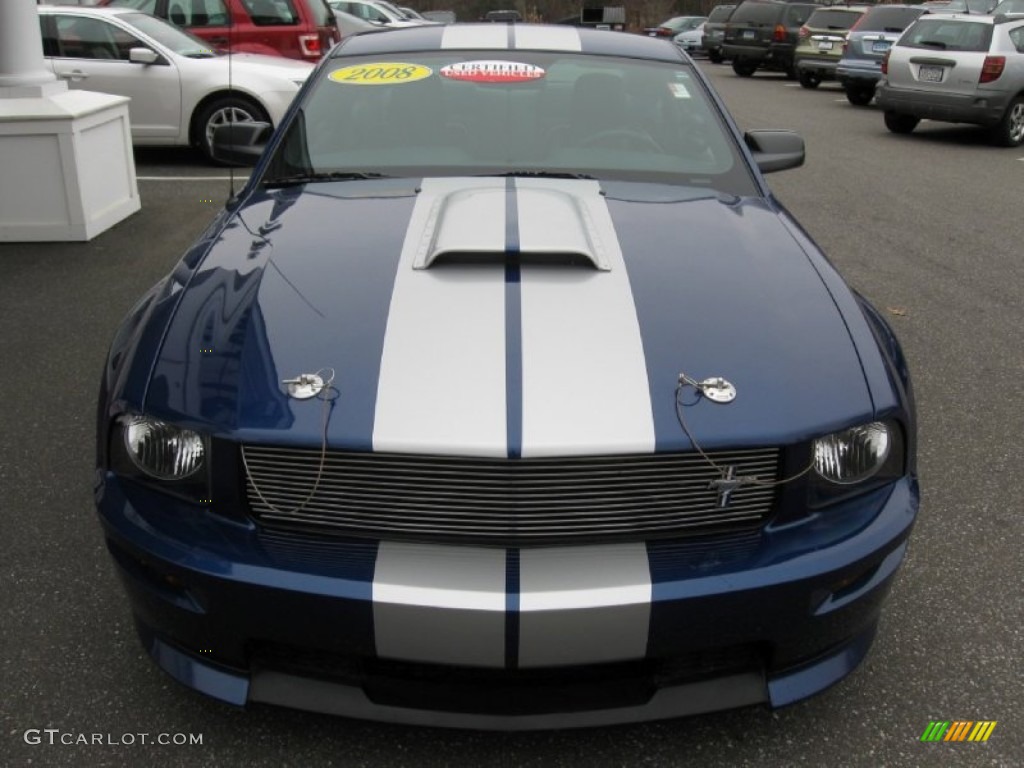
xmin=96 ymin=24 xmax=918 ymax=728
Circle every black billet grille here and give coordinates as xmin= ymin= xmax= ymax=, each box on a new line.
xmin=242 ymin=447 xmax=780 ymax=544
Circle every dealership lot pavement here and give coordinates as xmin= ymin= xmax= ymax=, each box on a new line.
xmin=2 ymin=64 xmax=1021 ymax=767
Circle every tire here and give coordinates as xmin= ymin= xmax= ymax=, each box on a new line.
xmin=194 ymin=95 xmax=269 ymax=164
xmin=708 ymin=49 xmax=723 ymax=64
xmin=732 ymin=58 xmax=757 ymax=77
xmin=884 ymin=111 xmax=919 ymax=135
xmin=991 ymin=96 xmax=1024 ymax=147
xmin=845 ymin=85 xmax=874 ymax=106
xmin=798 ymin=70 xmax=821 ymax=89
xmin=785 ymin=61 xmax=798 ymax=80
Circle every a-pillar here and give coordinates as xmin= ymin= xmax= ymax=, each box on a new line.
xmin=0 ymin=0 xmax=140 ymax=242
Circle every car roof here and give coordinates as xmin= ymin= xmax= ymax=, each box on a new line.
xmin=38 ymin=5 xmax=135 ymax=18
xmin=331 ymin=23 xmax=687 ymax=61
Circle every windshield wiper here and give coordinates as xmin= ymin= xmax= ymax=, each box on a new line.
xmin=479 ymin=170 xmax=596 ymax=180
xmin=918 ymin=40 xmax=948 ymax=49
xmin=262 ymin=171 xmax=390 ymax=188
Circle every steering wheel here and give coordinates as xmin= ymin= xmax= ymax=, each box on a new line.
xmin=581 ymin=128 xmax=664 ymax=153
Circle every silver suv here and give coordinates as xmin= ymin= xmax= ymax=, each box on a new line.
xmin=877 ymin=14 xmax=1024 ymax=146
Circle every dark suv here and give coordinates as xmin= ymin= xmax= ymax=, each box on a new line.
xmin=99 ymin=0 xmax=338 ymax=61
xmin=702 ymin=4 xmax=736 ymax=63
xmin=722 ymin=0 xmax=820 ymax=78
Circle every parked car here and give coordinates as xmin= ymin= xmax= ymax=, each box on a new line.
xmin=836 ymin=4 xmax=926 ymax=105
xmin=723 ymin=0 xmax=821 ymax=77
xmin=793 ymin=5 xmax=869 ymax=89
xmin=98 ymin=0 xmax=338 ymax=61
xmin=330 ymin=0 xmax=431 ymax=25
xmin=674 ymin=21 xmax=707 ymax=53
xmin=645 ymin=15 xmax=706 ymax=37
xmin=877 ymin=13 xmax=1024 ymax=145
xmin=37 ymin=6 xmax=312 ymax=160
xmin=992 ymin=0 xmax=1024 ymax=13
xmin=483 ymin=9 xmax=521 ymax=21
xmin=702 ymin=3 xmax=737 ymax=63
xmin=96 ymin=23 xmax=920 ymax=727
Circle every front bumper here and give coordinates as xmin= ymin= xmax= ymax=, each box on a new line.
xmin=97 ymin=473 xmax=918 ymax=728
xmin=876 ymin=83 xmax=1011 ymax=127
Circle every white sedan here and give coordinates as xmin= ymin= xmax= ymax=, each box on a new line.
xmin=674 ymin=22 xmax=707 ymax=55
xmin=38 ymin=5 xmax=313 ymax=162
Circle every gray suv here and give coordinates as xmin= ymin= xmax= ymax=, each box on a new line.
xmin=836 ymin=4 xmax=926 ymax=105
xmin=722 ymin=0 xmax=820 ymax=77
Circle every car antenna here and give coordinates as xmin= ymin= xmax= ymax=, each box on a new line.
xmin=228 ymin=3 xmax=236 ymax=200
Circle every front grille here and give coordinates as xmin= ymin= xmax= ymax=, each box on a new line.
xmin=243 ymin=446 xmax=780 ymax=544
xmin=249 ymin=641 xmax=765 ymax=715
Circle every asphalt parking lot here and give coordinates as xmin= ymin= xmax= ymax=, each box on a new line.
xmin=2 ymin=60 xmax=1022 ymax=767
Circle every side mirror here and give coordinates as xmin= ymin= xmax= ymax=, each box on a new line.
xmin=128 ymin=47 xmax=161 ymax=65
xmin=744 ymin=129 xmax=805 ymax=173
xmin=211 ymin=122 xmax=273 ymax=167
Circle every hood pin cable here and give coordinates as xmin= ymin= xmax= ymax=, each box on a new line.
xmin=242 ymin=367 xmax=336 ymax=516
xmin=675 ymin=373 xmax=816 ymax=491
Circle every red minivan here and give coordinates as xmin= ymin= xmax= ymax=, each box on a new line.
xmin=98 ymin=0 xmax=338 ymax=61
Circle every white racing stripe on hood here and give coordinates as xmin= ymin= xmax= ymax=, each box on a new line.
xmin=373 ymin=178 xmax=508 ymax=456
xmin=517 ymin=179 xmax=655 ymax=457
xmin=513 ymin=26 xmax=582 ymax=52
xmin=441 ymin=24 xmax=509 ymax=49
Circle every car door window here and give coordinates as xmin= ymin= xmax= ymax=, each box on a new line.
xmin=239 ymin=0 xmax=300 ymax=25
xmin=167 ymin=0 xmax=229 ymax=27
xmin=54 ymin=15 xmax=141 ymax=61
xmin=1009 ymin=26 xmax=1024 ymax=53
xmin=106 ymin=0 xmax=159 ymax=12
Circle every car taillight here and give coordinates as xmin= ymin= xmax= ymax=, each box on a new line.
xmin=798 ymin=25 xmax=809 ymax=39
xmin=842 ymin=41 xmax=848 ymax=54
xmin=298 ymin=33 xmax=321 ymax=58
xmin=773 ymin=24 xmax=787 ymax=42
xmin=881 ymin=51 xmax=889 ymax=75
xmin=658 ymin=27 xmax=673 ymax=36
xmin=979 ymin=56 xmax=1005 ymax=84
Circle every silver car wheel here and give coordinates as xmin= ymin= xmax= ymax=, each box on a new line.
xmin=1008 ymin=102 xmax=1024 ymax=145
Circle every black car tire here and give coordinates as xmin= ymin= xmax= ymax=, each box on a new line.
xmin=884 ymin=111 xmax=919 ymax=135
xmin=708 ymin=49 xmax=723 ymax=63
xmin=798 ymin=70 xmax=821 ymax=89
xmin=194 ymin=95 xmax=270 ymax=164
xmin=991 ymin=97 xmax=1024 ymax=147
xmin=732 ymin=58 xmax=757 ymax=77
xmin=845 ymin=85 xmax=874 ymax=106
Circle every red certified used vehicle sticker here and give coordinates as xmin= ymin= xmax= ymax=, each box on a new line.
xmin=440 ymin=60 xmax=546 ymax=83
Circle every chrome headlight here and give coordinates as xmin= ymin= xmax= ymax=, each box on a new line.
xmin=813 ymin=421 xmax=891 ymax=485
xmin=121 ymin=415 xmax=205 ymax=480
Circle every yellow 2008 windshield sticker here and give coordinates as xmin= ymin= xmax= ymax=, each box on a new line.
xmin=329 ymin=63 xmax=432 ymax=85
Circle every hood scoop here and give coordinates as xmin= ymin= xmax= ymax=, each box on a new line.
xmin=412 ymin=186 xmax=611 ymax=271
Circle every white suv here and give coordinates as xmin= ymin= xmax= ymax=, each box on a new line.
xmin=877 ymin=14 xmax=1024 ymax=146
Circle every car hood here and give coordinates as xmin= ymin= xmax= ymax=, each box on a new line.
xmin=143 ymin=178 xmax=874 ymax=456
xmin=187 ymin=52 xmax=315 ymax=80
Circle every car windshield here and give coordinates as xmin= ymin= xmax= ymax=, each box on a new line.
xmin=708 ymin=6 xmax=735 ymax=22
xmin=262 ymin=52 xmax=756 ymax=195
xmin=804 ymin=9 xmax=862 ymax=30
xmin=855 ymin=6 xmax=922 ymax=33
xmin=120 ymin=11 xmax=218 ymax=56
xmin=901 ymin=18 xmax=993 ymax=51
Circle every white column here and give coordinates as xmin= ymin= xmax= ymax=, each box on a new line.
xmin=0 ymin=0 xmax=141 ymax=242
xmin=0 ymin=0 xmax=62 ymax=97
